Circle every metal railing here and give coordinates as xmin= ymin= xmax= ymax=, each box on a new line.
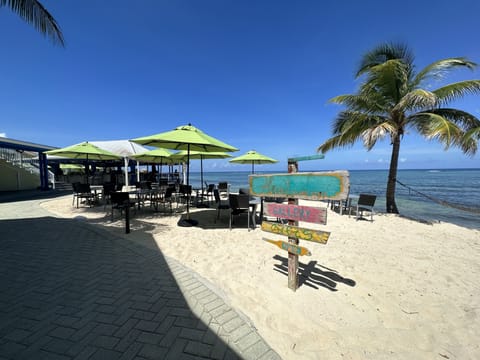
xmin=0 ymin=147 xmax=55 ymax=188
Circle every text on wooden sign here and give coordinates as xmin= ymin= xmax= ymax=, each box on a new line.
xmin=264 ymin=203 xmax=327 ymax=225
xmin=263 ymin=238 xmax=311 ymax=256
xmin=261 ymin=221 xmax=330 ymax=244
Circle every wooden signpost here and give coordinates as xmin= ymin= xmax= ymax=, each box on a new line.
xmin=263 ymin=203 xmax=327 ymax=224
xmin=263 ymin=238 xmax=312 ymax=256
xmin=249 ymin=171 xmax=348 ymax=200
xmin=261 ymin=221 xmax=330 ymax=244
xmin=250 ymin=168 xmax=349 ymax=291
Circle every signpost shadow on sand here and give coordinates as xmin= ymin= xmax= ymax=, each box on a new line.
xmin=250 ymin=168 xmax=349 ymax=291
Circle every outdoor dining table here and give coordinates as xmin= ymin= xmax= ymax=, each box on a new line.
xmin=330 ymin=194 xmax=359 ymax=215
xmin=125 ymin=188 xmax=160 ymax=210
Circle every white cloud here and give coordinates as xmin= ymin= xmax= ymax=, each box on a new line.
xmin=377 ymin=158 xmax=384 ymax=163
xmin=400 ymin=157 xmax=407 ymax=162
xmin=0 ymin=133 xmax=6 ymax=137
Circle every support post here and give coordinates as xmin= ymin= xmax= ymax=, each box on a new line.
xmin=287 ymin=159 xmax=299 ymax=291
xmin=125 ymin=203 xmax=130 ymax=234
xmin=38 ymin=152 xmax=49 ymax=190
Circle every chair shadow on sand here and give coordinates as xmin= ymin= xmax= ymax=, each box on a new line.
xmin=272 ymin=255 xmax=356 ymax=291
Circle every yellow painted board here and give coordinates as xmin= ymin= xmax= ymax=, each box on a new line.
xmin=263 ymin=238 xmax=311 ymax=256
xmin=261 ymin=221 xmax=330 ymax=244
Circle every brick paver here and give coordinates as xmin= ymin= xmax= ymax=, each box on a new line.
xmin=0 ymin=192 xmax=281 ymax=359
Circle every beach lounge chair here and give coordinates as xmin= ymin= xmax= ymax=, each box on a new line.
xmin=350 ymin=193 xmax=377 ymax=221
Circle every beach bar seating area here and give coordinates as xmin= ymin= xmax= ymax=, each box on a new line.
xmin=65 ymin=177 xmax=279 ymax=231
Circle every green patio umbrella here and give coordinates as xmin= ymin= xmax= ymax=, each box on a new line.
xmin=45 ymin=141 xmax=121 ymax=183
xmin=229 ymin=150 xmax=277 ymax=174
xmin=131 ymin=124 xmax=238 ymax=226
xmin=171 ymin=150 xmax=232 ymax=207
xmin=130 ymin=147 xmax=176 ymax=183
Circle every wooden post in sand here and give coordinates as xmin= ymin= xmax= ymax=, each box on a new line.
xmin=250 ymin=164 xmax=349 ymax=291
xmin=287 ymin=159 xmax=299 ymax=290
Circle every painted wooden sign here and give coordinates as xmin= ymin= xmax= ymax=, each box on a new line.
xmin=264 ymin=203 xmax=327 ymax=224
xmin=287 ymin=154 xmax=325 ymax=162
xmin=261 ymin=221 xmax=330 ymax=244
xmin=249 ymin=171 xmax=349 ymax=200
xmin=263 ymin=238 xmax=311 ymax=256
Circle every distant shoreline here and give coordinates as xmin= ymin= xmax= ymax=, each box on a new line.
xmin=193 ymin=167 xmax=480 ymax=173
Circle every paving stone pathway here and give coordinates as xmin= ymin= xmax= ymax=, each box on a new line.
xmin=0 ymin=194 xmax=281 ymax=360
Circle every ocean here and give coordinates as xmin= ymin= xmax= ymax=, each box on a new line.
xmin=188 ymin=169 xmax=480 ymax=230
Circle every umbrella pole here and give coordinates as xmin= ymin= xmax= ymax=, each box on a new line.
xmin=186 ymin=146 xmax=190 ymax=217
xmin=86 ymin=154 xmax=89 ymax=184
xmin=124 ymin=157 xmax=129 ymax=188
xmin=178 ymin=143 xmax=198 ymax=227
xmin=159 ymin=161 xmax=163 ymax=185
xmin=252 ymin=161 xmax=254 ymax=174
xmin=197 ymin=155 xmax=209 ymax=208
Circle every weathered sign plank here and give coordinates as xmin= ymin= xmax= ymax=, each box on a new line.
xmin=263 ymin=238 xmax=311 ymax=256
xmin=287 ymin=154 xmax=325 ymax=162
xmin=263 ymin=203 xmax=327 ymax=224
xmin=249 ymin=171 xmax=349 ymax=200
xmin=261 ymin=221 xmax=330 ymax=244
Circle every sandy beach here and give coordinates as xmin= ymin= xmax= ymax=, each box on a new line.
xmin=40 ymin=195 xmax=480 ymax=360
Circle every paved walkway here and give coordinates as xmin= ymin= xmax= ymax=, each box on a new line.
xmin=0 ymin=192 xmax=280 ymax=360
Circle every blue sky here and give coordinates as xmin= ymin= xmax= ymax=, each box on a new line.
xmin=1 ymin=0 xmax=479 ymax=172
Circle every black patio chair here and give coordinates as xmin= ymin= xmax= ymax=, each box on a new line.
xmin=350 ymin=193 xmax=377 ymax=221
xmin=229 ymin=193 xmax=251 ymax=230
xmin=213 ymin=189 xmax=230 ymax=223
xmin=72 ymin=182 xmax=96 ymax=208
xmin=110 ymin=191 xmax=136 ymax=221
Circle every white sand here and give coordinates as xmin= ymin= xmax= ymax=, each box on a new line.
xmin=40 ymin=195 xmax=480 ymax=359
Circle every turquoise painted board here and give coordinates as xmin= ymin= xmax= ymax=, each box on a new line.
xmin=249 ymin=171 xmax=349 ymax=200
xmin=287 ymin=154 xmax=325 ymax=162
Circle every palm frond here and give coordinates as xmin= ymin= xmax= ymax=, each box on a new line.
xmin=462 ymin=127 xmax=480 ymax=155
xmin=365 ymin=59 xmax=411 ymax=104
xmin=395 ymin=89 xmax=438 ymax=113
xmin=1 ymin=0 xmax=64 ymax=46
xmin=460 ymin=138 xmax=478 ymax=156
xmin=331 ymin=110 xmax=386 ymax=135
xmin=318 ymin=111 xmax=390 ymax=153
xmin=357 ymin=42 xmax=413 ymax=77
xmin=317 ymin=135 xmax=349 ymax=153
xmin=433 ymin=80 xmax=480 ymax=105
xmin=413 ymin=58 xmax=476 ymax=87
xmin=412 ymin=112 xmax=464 ymax=148
xmin=464 ymin=126 xmax=480 ymax=141
xmin=329 ymin=94 xmax=385 ymax=114
xmin=361 ymin=122 xmax=397 ymax=150
xmin=424 ymin=108 xmax=480 ymax=130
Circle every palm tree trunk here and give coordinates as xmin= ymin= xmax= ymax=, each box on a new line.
xmin=386 ymin=135 xmax=400 ymax=213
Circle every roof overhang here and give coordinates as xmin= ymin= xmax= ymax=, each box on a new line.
xmin=0 ymin=137 xmax=57 ymax=153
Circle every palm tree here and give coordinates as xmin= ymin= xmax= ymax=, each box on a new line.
xmin=1 ymin=0 xmax=64 ymax=46
xmin=318 ymin=43 xmax=480 ymax=213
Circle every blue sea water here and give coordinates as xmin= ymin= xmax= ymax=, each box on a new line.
xmin=189 ymin=169 xmax=480 ymax=230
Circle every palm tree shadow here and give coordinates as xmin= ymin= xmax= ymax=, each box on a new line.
xmin=273 ymin=255 xmax=356 ymax=291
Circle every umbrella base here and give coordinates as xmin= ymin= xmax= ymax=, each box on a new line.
xmin=177 ymin=218 xmax=198 ymax=227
